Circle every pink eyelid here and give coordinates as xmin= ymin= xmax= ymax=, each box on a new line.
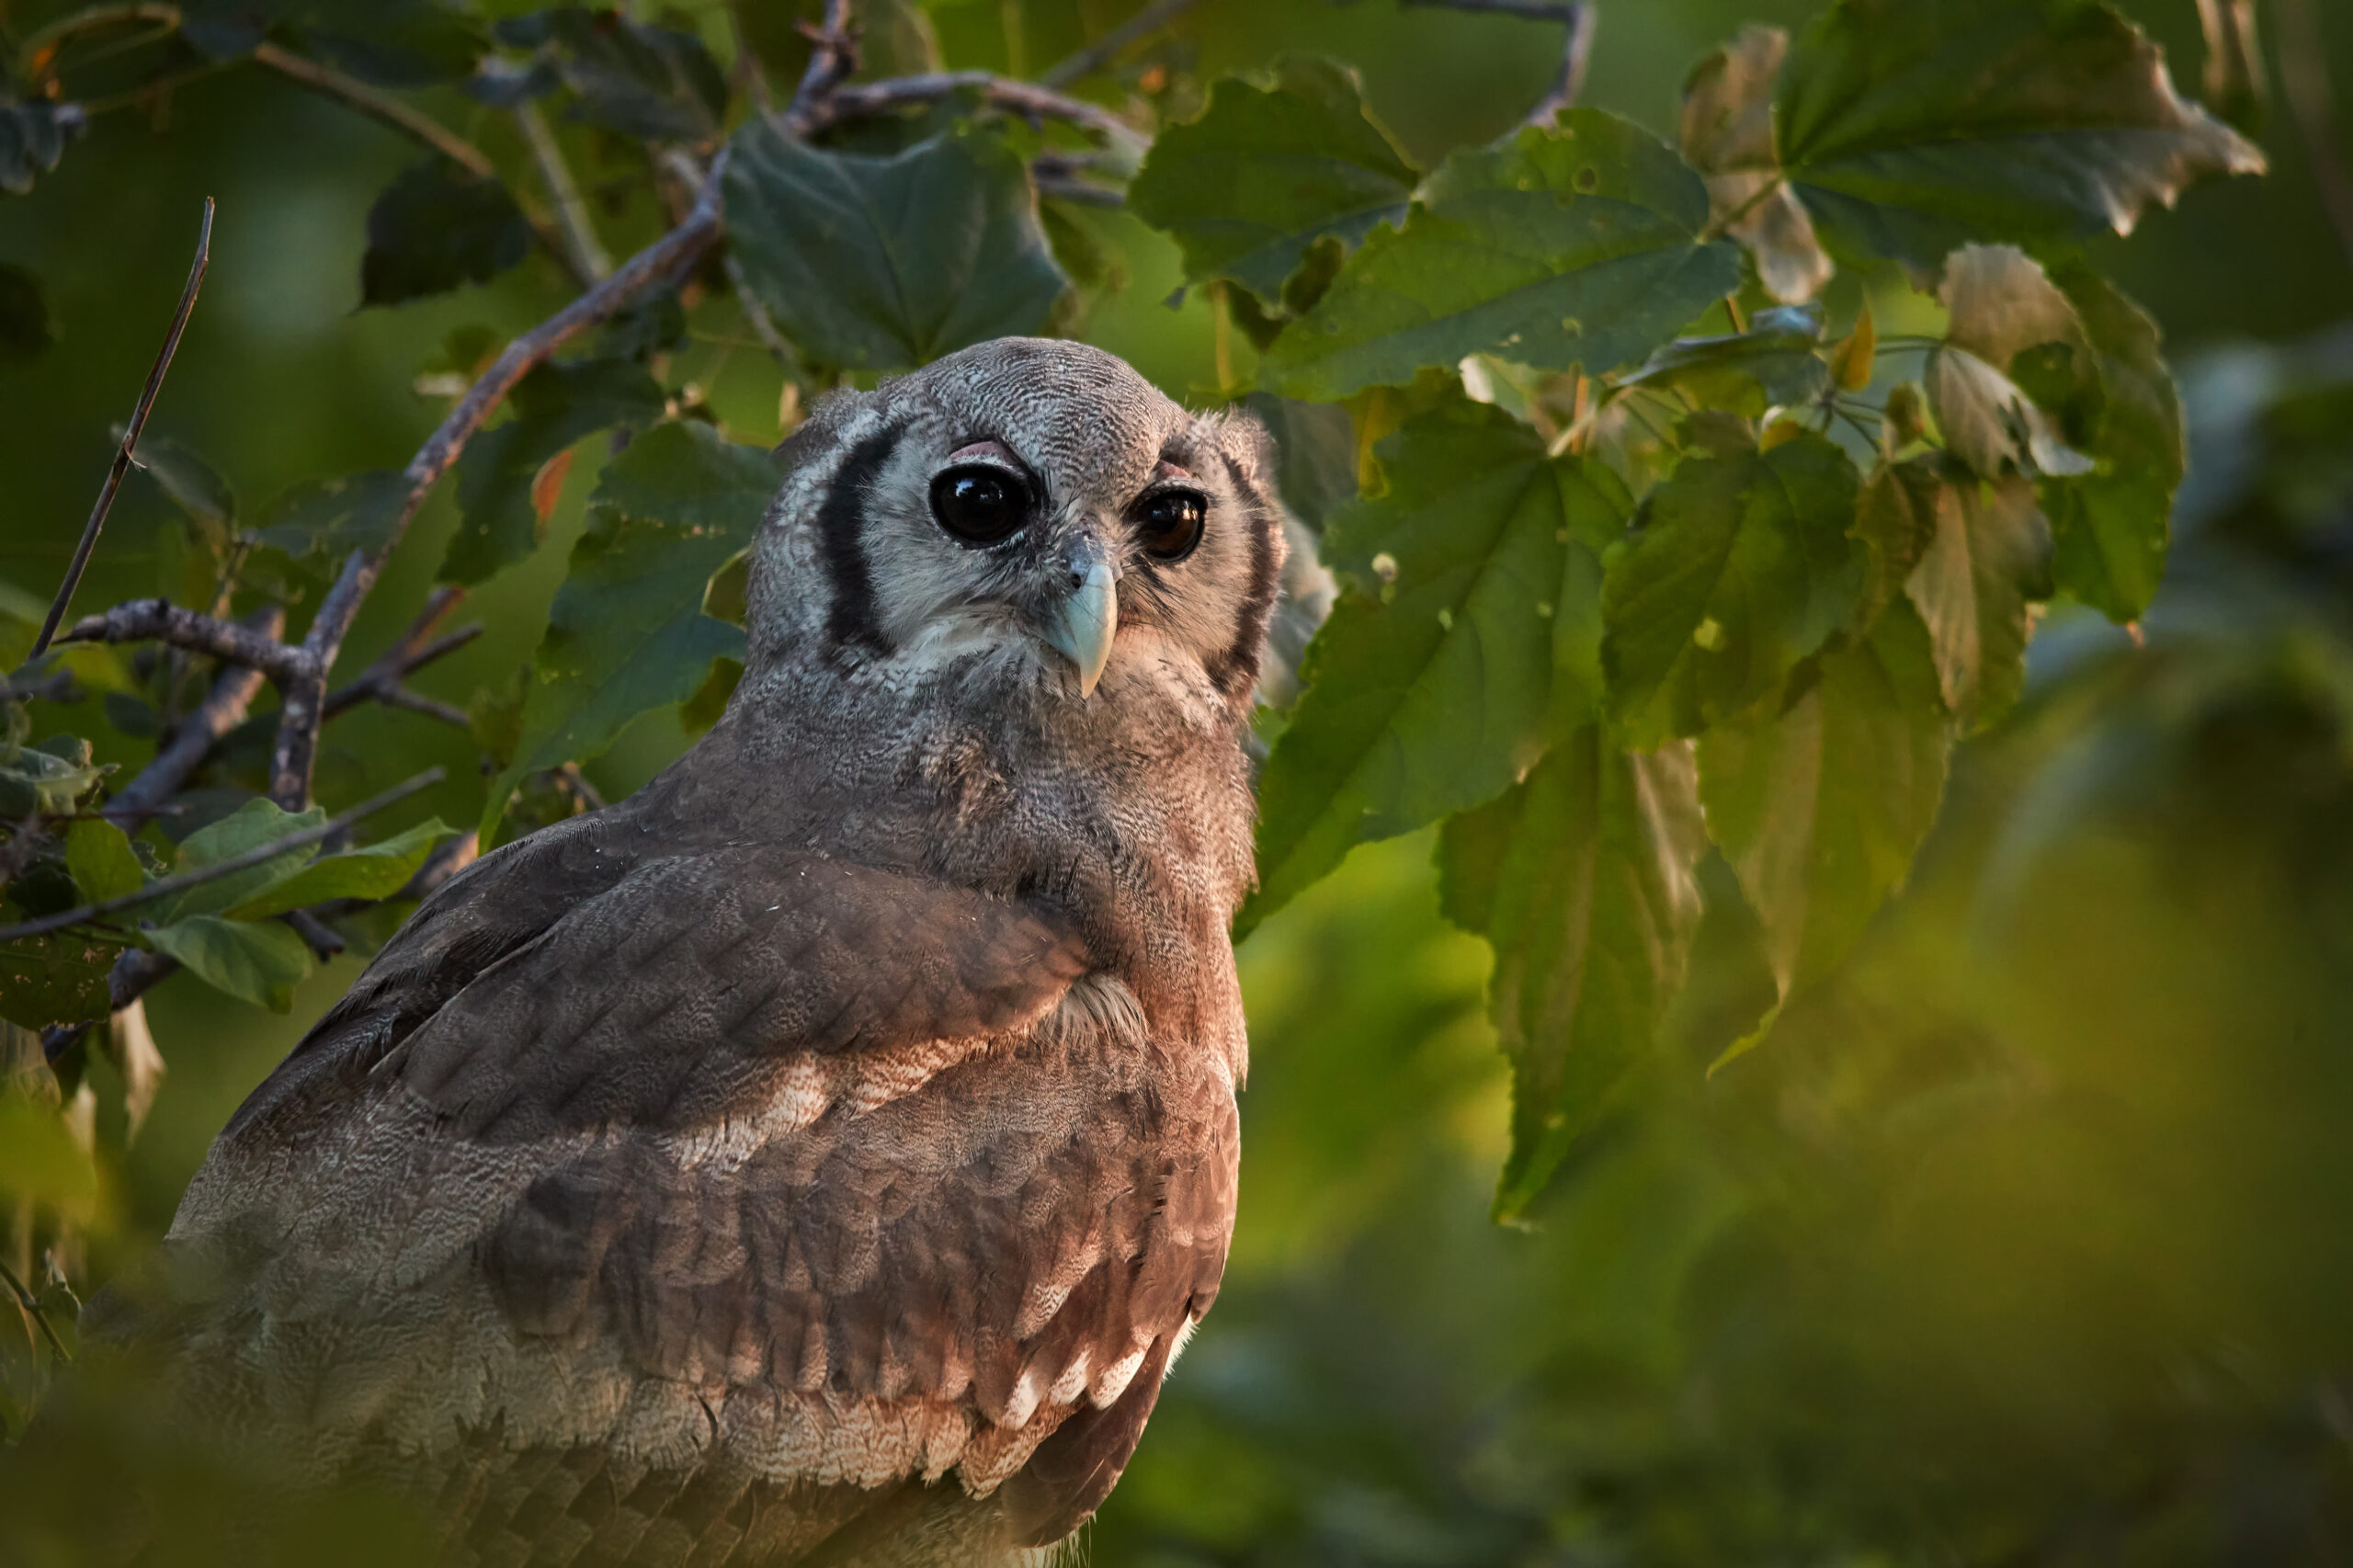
xmin=947 ymin=439 xmax=1017 ymax=465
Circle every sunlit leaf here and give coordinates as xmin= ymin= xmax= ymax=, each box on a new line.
xmin=158 ymin=798 xmax=326 ymax=922
xmin=1777 ymin=0 xmax=2267 ymax=278
xmin=1242 ymin=397 xmax=1631 ymax=935
xmin=726 ymin=121 xmax=1069 ymax=370
xmin=143 ymin=915 xmax=313 ymax=1013
xmin=1129 ymin=57 xmax=1417 ymax=307
xmin=1261 ymin=111 xmax=1744 ymax=402
xmin=1905 ymin=472 xmax=2053 ymax=729
xmin=481 ymin=422 xmax=780 ymax=844
xmin=1441 ymin=726 xmax=1708 ymax=1221
xmin=1679 ymin=26 xmax=1833 ymax=304
xmin=1852 ymin=454 xmax=1943 ymax=633
xmin=1622 ymin=305 xmax=1832 ymax=417
xmin=1603 ymin=431 xmax=1862 ymax=746
xmin=222 ymin=819 xmax=453 ymax=919
xmin=1698 ymin=598 xmax=1952 ymax=1005
xmin=360 ymin=158 xmax=532 ymax=309
xmin=64 ymin=819 xmax=145 ymax=904
xmin=440 ymin=358 xmax=665 ymax=585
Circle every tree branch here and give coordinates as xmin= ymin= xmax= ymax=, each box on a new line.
xmin=1521 ymin=4 xmax=1596 ymax=126
xmin=322 ymin=585 xmax=480 ymax=727
xmin=30 ymin=198 xmax=210 ymax=661
xmin=100 ymin=608 xmax=282 ymax=831
xmin=786 ymin=0 xmax=860 ymax=130
xmin=514 ymin=99 xmax=613 ymax=283
xmin=264 ymin=153 xmax=733 ymax=811
xmin=247 ymin=40 xmax=497 ymax=179
xmin=790 ymin=71 xmax=1143 ymax=145
xmin=0 ymin=768 xmax=446 ymax=945
xmin=58 ymin=597 xmax=305 ymax=680
xmin=1038 ymin=0 xmax=1198 ymax=88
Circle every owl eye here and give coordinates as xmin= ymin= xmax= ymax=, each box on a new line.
xmin=930 ymin=465 xmax=1033 ymax=546
xmin=1134 ymin=490 xmax=1208 ymax=562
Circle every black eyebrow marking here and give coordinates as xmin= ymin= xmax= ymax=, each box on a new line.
xmin=819 ymin=420 xmax=907 ymax=660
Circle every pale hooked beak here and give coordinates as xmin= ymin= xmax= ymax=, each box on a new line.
xmin=1042 ymin=543 xmax=1119 ymax=699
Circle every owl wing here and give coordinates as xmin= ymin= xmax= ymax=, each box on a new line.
xmin=168 ymin=819 xmax=1234 ymax=1557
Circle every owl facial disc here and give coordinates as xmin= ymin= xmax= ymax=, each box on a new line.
xmin=1045 ymin=537 xmax=1120 ymax=699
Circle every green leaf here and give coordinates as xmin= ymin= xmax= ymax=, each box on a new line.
xmin=0 ymin=933 xmax=121 ymax=1032
xmin=128 ymin=435 xmax=237 ymax=537
xmin=0 ymin=102 xmax=84 ymax=198
xmin=1622 ymin=304 xmax=1832 ymax=417
xmin=222 ymin=819 xmax=452 ymax=919
xmin=1441 ymin=726 xmax=1709 ymax=1221
xmin=725 ymin=120 xmax=1070 ymax=371
xmin=143 ymin=915 xmax=313 ymax=1013
xmin=301 ymin=0 xmax=489 ymax=89
xmin=1261 ymin=111 xmax=1745 ymax=403
xmin=360 ymin=158 xmax=533 ymax=309
xmin=1698 ymin=598 xmax=1952 ymax=1005
xmin=1241 ymin=397 xmax=1630 ymax=935
xmin=0 ymin=746 xmax=103 ymax=818
xmin=159 ymin=798 xmax=326 ymax=922
xmin=0 ymin=1096 xmax=100 ymax=1221
xmin=64 ymin=820 xmax=144 ymax=904
xmin=2026 ymin=265 xmax=2184 ymax=622
xmin=1852 ymin=455 xmax=1944 ymax=633
xmin=0 ymin=265 xmax=51 ymax=359
xmin=440 ymin=358 xmax=666 ymax=585
xmin=1602 ymin=432 xmax=1862 ymax=746
xmin=1776 ymin=0 xmax=2267 ymax=278
xmin=254 ymin=471 xmax=409 ymax=577
xmin=481 ymin=422 xmax=780 ymax=844
xmin=1128 ymin=57 xmax=1417 ymax=307
xmin=507 ymin=9 xmax=728 ymax=142
xmin=1905 ymin=472 xmax=2052 ymax=730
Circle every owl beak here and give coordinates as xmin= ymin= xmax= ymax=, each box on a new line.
xmin=1043 ymin=548 xmax=1120 ymax=699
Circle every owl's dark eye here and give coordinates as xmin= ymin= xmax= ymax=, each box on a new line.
xmin=1134 ymin=490 xmax=1208 ymax=562
xmin=930 ymin=465 xmax=1033 ymax=546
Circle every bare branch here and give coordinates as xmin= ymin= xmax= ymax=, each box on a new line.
xmin=58 ymin=597 xmax=305 ymax=680
xmin=30 ymin=198 xmax=210 ymax=660
xmin=1039 ymin=0 xmax=1198 ymax=88
xmin=0 ymin=768 xmax=447 ymax=946
xmin=787 ymin=0 xmax=861 ymax=129
xmin=249 ymin=40 xmax=497 ymax=179
xmin=791 ymin=71 xmax=1143 ymax=146
xmin=323 ymin=586 xmax=481 ymax=726
xmin=102 ymin=607 xmax=283 ymax=831
xmin=1399 ymin=0 xmax=1577 ymax=18
xmin=515 ymin=100 xmax=614 ymax=283
xmin=265 ymin=154 xmax=733 ymax=812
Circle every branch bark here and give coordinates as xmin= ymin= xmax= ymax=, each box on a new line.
xmin=790 ymin=71 xmax=1143 ymax=145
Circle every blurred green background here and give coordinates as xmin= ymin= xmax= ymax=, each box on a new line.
xmin=5 ymin=0 xmax=2353 ymax=1562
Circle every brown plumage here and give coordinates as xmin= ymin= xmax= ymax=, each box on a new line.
xmin=151 ymin=339 xmax=1289 ymax=1564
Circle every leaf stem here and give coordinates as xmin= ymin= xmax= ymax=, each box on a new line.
xmin=0 ymin=767 xmax=445 ymax=946
xmin=30 ymin=198 xmax=211 ymax=661
xmin=247 ymin=41 xmax=496 ymax=179
xmin=0 ymin=1257 xmax=71 ymax=1365
xmin=513 ymin=100 xmax=612 ymax=283
xmin=1038 ymin=0 xmax=1197 ymax=87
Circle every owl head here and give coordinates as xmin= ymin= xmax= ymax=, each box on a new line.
xmin=746 ymin=338 xmax=1287 ymax=720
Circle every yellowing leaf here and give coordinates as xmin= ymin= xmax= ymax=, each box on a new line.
xmin=1680 ymin=26 xmax=1834 ymax=304
xmin=1829 ymin=299 xmax=1876 ymax=392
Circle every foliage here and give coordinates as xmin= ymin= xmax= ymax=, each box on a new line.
xmin=0 ymin=0 xmax=2321 ymax=1559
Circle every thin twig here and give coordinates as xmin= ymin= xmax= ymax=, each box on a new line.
xmin=58 ymin=597 xmax=306 ymax=679
xmin=249 ymin=40 xmax=497 ymax=179
xmin=786 ymin=0 xmax=859 ymax=130
xmin=1399 ymin=0 xmax=1580 ymax=18
xmin=1038 ymin=0 xmax=1198 ymax=87
xmin=266 ymin=154 xmax=733 ymax=811
xmin=0 ymin=768 xmax=446 ymax=945
xmin=792 ymin=71 xmax=1142 ymax=145
xmin=101 ymin=607 xmax=283 ymax=830
xmin=2279 ymin=0 xmax=2353 ymax=272
xmin=515 ymin=100 xmax=613 ymax=282
xmin=0 ymin=1257 xmax=71 ymax=1364
xmin=17 ymin=1 xmax=178 ymax=60
xmin=1521 ymin=4 xmax=1596 ymax=127
xmin=30 ymin=198 xmax=211 ymax=660
xmin=322 ymin=586 xmax=481 ymax=726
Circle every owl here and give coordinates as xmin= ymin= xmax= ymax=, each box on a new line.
xmin=149 ymin=339 xmax=1289 ymax=1564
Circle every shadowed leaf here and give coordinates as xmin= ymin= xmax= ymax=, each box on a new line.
xmin=1680 ymin=26 xmax=1833 ymax=303
xmin=143 ymin=915 xmax=313 ymax=1013
xmin=360 ymin=159 xmax=533 ymax=309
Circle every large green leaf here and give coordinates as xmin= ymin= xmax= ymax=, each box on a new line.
xmin=222 ymin=819 xmax=454 ymax=919
xmin=1777 ymin=0 xmax=2267 ymax=278
xmin=1602 ymin=432 xmax=1861 ymax=746
xmin=143 ymin=915 xmax=314 ymax=1013
xmin=481 ymin=422 xmax=781 ymax=844
xmin=157 ymin=799 xmax=327 ymax=922
xmin=1243 ymin=399 xmax=1629 ymax=935
xmin=1698 ymin=599 xmax=1952 ymax=1006
xmin=1128 ymin=57 xmax=1416 ymax=307
xmin=1260 ymin=111 xmax=1744 ymax=403
xmin=440 ymin=358 xmax=665 ymax=585
xmin=64 ymin=820 xmax=145 ymax=905
xmin=1440 ymin=727 xmax=1708 ymax=1221
xmin=254 ymin=471 xmax=409 ymax=581
xmin=2024 ymin=265 xmax=2185 ymax=622
xmin=359 ymin=158 xmax=532 ymax=309
xmin=1904 ymin=472 xmax=2052 ymax=730
xmin=0 ymin=933 xmax=121 ymax=1031
xmin=725 ymin=120 xmax=1069 ymax=371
